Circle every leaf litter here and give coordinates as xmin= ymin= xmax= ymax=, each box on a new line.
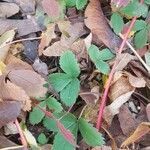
xmin=0 ymin=0 xmax=150 ymax=149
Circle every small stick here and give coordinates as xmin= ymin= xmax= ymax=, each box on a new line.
xmin=119 ymin=33 xmax=150 ymax=73
xmin=14 ymin=119 xmax=28 ymax=150
xmin=0 ymin=145 xmax=24 ymax=150
xmin=0 ymin=37 xmax=42 ymax=49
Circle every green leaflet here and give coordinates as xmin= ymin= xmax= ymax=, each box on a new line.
xmin=60 ymin=78 xmax=80 ymax=106
xmin=134 ymin=28 xmax=148 ymax=48
xmin=29 ymin=101 xmax=46 ymax=125
xmin=76 ymin=0 xmax=88 ymax=10
xmin=133 ymin=20 xmax=147 ymax=31
xmin=37 ymin=133 xmax=48 ymax=145
xmin=111 ymin=12 xmax=124 ymax=34
xmin=46 ymin=97 xmax=63 ymax=113
xmin=48 ymin=73 xmax=72 ymax=92
xmin=65 ymin=0 xmax=76 ymax=7
xmin=43 ymin=113 xmax=77 ymax=132
xmin=78 ymin=118 xmax=105 ymax=147
xmin=60 ymin=51 xmax=80 ymax=78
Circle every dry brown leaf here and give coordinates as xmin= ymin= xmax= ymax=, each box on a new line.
xmin=0 ymin=101 xmax=21 ymax=128
xmin=5 ymin=54 xmax=33 ymax=71
xmin=92 ymin=146 xmax=112 ymax=150
xmin=0 ymin=2 xmax=19 ymax=18
xmin=121 ymin=122 xmax=150 ymax=148
xmin=8 ymin=69 xmax=47 ymax=97
xmin=109 ymin=71 xmax=146 ymax=101
xmin=118 ymin=105 xmax=138 ymax=136
xmin=42 ymin=0 xmax=61 ymax=18
xmin=85 ymin=0 xmax=121 ymax=52
xmin=4 ymin=0 xmax=35 ymax=14
xmin=115 ymin=53 xmax=136 ymax=71
xmin=103 ymin=91 xmax=134 ymax=125
xmin=0 ymin=18 xmax=40 ymax=36
xmin=38 ymin=24 xmax=56 ymax=56
xmin=0 ymin=76 xmax=31 ymax=111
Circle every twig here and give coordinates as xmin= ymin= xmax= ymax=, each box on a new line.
xmin=0 ymin=37 xmax=42 ymax=49
xmin=14 ymin=120 xmax=28 ymax=150
xmin=96 ymin=0 xmax=144 ymax=129
xmin=0 ymin=146 xmax=24 ymax=150
xmin=119 ymin=33 xmax=150 ymax=73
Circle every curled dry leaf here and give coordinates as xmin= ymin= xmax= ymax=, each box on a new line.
xmin=109 ymin=71 xmax=146 ymax=101
xmin=0 ymin=2 xmax=19 ymax=18
xmin=0 ymin=76 xmax=31 ymax=111
xmin=0 ymin=100 xmax=21 ymax=128
xmin=0 ymin=30 xmax=15 ymax=61
xmin=7 ymin=69 xmax=47 ymax=98
xmin=121 ymin=122 xmax=150 ymax=148
xmin=85 ymin=0 xmax=121 ymax=52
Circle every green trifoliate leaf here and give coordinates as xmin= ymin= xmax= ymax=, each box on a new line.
xmin=111 ymin=12 xmax=124 ymax=34
xmin=37 ymin=133 xmax=48 ymax=145
xmin=134 ymin=28 xmax=148 ymax=48
xmin=76 ymin=0 xmax=88 ymax=10
xmin=78 ymin=118 xmax=105 ymax=147
xmin=48 ymin=73 xmax=72 ymax=92
xmin=46 ymin=97 xmax=63 ymax=113
xmin=60 ymin=78 xmax=80 ymax=106
xmin=60 ymin=51 xmax=80 ymax=78
xmin=133 ymin=20 xmax=147 ymax=31
xmin=29 ymin=101 xmax=46 ymax=125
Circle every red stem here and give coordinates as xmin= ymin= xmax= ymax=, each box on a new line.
xmin=96 ymin=0 xmax=144 ymax=129
xmin=15 ymin=119 xmax=28 ymax=150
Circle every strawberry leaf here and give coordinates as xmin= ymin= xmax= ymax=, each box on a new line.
xmin=76 ymin=0 xmax=88 ymax=10
xmin=78 ymin=118 xmax=105 ymax=147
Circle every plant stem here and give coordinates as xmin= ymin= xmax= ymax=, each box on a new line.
xmin=14 ymin=119 xmax=28 ymax=150
xmin=96 ymin=0 xmax=144 ymax=129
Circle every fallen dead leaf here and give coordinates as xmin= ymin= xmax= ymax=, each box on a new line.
xmin=0 ymin=2 xmax=19 ymax=18
xmin=7 ymin=69 xmax=47 ymax=98
xmin=118 ymin=105 xmax=138 ymax=136
xmin=0 ymin=29 xmax=15 ymax=61
xmin=85 ymin=0 xmax=121 ymax=52
xmin=115 ymin=53 xmax=136 ymax=72
xmin=92 ymin=146 xmax=112 ymax=150
xmin=103 ymin=91 xmax=134 ymax=125
xmin=4 ymin=0 xmax=35 ymax=14
xmin=0 ymin=100 xmax=21 ymax=128
xmin=5 ymin=54 xmax=33 ymax=71
xmin=121 ymin=122 xmax=150 ymax=148
xmin=0 ymin=18 xmax=40 ymax=36
xmin=0 ymin=75 xmax=31 ymax=111
xmin=4 ymin=122 xmax=18 ymax=135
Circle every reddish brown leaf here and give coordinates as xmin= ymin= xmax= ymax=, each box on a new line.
xmin=0 ymin=101 xmax=21 ymax=128
xmin=84 ymin=0 xmax=121 ymax=52
xmin=42 ymin=0 xmax=60 ymax=18
xmin=146 ymin=104 xmax=150 ymax=121
xmin=7 ymin=69 xmax=47 ymax=98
